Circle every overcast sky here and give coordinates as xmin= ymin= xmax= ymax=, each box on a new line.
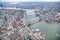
xmin=0 ymin=0 xmax=60 ymax=2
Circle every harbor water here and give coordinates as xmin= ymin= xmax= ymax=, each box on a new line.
xmin=24 ymin=10 xmax=60 ymax=40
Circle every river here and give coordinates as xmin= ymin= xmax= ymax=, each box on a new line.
xmin=24 ymin=10 xmax=60 ymax=40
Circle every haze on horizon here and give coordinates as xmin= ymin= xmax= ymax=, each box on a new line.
xmin=0 ymin=0 xmax=60 ymax=2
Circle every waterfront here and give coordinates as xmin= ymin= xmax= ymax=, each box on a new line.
xmin=0 ymin=7 xmax=60 ymax=40
xmin=25 ymin=15 xmax=60 ymax=40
